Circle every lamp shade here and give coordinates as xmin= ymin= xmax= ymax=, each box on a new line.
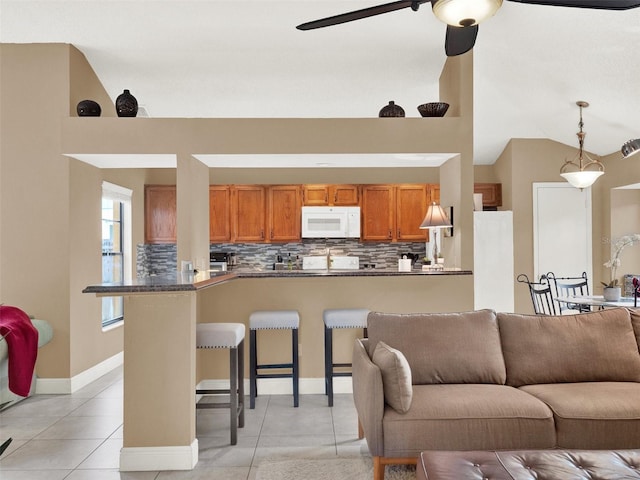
xmin=560 ymin=171 xmax=604 ymax=189
xmin=432 ymin=0 xmax=502 ymax=27
xmin=419 ymin=203 xmax=452 ymax=229
xmin=622 ymin=138 xmax=640 ymax=158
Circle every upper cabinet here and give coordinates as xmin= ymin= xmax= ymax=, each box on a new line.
xmin=361 ymin=185 xmax=395 ymax=241
xmin=302 ymin=184 xmax=359 ymax=206
xmin=232 ymin=185 xmax=266 ymax=242
xmin=396 ymin=184 xmax=429 ymax=241
xmin=209 ymin=186 xmax=231 ymax=243
xmin=144 ymin=185 xmax=177 ymax=244
xmin=268 ymin=185 xmax=301 ymax=242
xmin=361 ymin=184 xmax=433 ymax=242
xmin=474 ymin=183 xmax=502 ymax=209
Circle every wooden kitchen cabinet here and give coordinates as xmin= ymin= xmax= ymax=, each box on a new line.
xmin=474 ymin=183 xmax=502 ymax=208
xmin=231 ymin=185 xmax=266 ymax=242
xmin=302 ymin=184 xmax=359 ymax=206
xmin=144 ymin=185 xmax=177 ymax=244
xmin=268 ymin=185 xmax=301 ymax=242
xmin=396 ymin=184 xmax=428 ymax=241
xmin=209 ymin=185 xmax=231 ymax=242
xmin=361 ymin=185 xmax=395 ymax=241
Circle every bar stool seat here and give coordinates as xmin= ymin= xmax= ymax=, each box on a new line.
xmin=323 ymin=308 xmax=370 ymax=406
xmin=249 ymin=310 xmax=300 ymax=409
xmin=196 ymin=322 xmax=245 ymax=445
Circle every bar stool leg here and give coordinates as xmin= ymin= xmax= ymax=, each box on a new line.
xmin=238 ymin=339 xmax=245 ymax=427
xmin=250 ymin=330 xmax=257 ymax=409
xmin=229 ymin=345 xmax=238 ymax=445
xmin=292 ymin=328 xmax=299 ymax=408
xmin=324 ymin=325 xmax=334 ymax=407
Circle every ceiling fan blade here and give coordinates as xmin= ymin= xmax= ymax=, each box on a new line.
xmin=296 ymin=0 xmax=430 ymax=30
xmin=445 ymin=25 xmax=478 ymax=56
xmin=507 ymin=0 xmax=640 ymax=9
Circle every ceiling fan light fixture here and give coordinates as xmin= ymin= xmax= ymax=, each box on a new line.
xmin=621 ymin=138 xmax=640 ymax=158
xmin=432 ymin=0 xmax=502 ymax=27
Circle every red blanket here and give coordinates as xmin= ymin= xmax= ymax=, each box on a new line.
xmin=0 ymin=305 xmax=39 ymax=397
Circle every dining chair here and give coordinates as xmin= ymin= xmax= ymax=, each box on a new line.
xmin=545 ymin=271 xmax=591 ymax=314
xmin=517 ymin=273 xmax=558 ymax=315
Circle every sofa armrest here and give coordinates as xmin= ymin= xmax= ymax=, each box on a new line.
xmin=352 ymin=338 xmax=385 ymax=457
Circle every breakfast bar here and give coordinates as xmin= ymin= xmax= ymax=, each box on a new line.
xmin=83 ymin=268 xmax=472 ymax=471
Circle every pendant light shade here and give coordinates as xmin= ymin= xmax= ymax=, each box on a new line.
xmin=559 ymin=101 xmax=605 ymax=189
xmin=419 ymin=202 xmax=452 ymax=229
xmin=622 ymin=138 xmax=640 ymax=158
xmin=432 ymin=0 xmax=502 ymax=27
xmin=560 ymin=171 xmax=604 ymax=190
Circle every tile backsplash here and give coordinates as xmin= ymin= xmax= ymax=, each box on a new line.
xmin=137 ymin=240 xmax=428 ymax=277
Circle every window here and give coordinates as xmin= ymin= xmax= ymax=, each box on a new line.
xmin=102 ymin=182 xmax=132 ymax=329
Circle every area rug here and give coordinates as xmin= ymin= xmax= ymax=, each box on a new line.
xmin=256 ymin=456 xmax=416 ymax=480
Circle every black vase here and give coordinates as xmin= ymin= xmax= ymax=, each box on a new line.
xmin=116 ymin=89 xmax=138 ymax=117
xmin=379 ymin=101 xmax=405 ymax=118
xmin=76 ymin=99 xmax=101 ymax=117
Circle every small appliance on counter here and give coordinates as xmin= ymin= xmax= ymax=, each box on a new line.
xmin=210 ymin=251 xmax=236 ymax=272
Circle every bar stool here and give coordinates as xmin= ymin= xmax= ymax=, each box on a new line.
xmin=323 ymin=308 xmax=370 ymax=407
xmin=249 ymin=310 xmax=300 ymax=409
xmin=196 ymin=322 xmax=245 ymax=445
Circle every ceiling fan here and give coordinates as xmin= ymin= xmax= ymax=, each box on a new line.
xmin=297 ymin=0 xmax=640 ymax=57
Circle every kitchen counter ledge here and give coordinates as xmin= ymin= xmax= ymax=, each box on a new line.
xmin=83 ymin=268 xmax=472 ymax=294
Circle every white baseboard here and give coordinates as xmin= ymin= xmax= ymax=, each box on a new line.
xmin=196 ymin=376 xmax=353 ymax=396
xmin=120 ymin=439 xmax=198 ymax=471
xmin=35 ymin=351 xmax=124 ymax=394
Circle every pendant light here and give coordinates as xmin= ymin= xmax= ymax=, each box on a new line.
xmin=432 ymin=0 xmax=503 ymax=27
xmin=560 ymin=101 xmax=605 ymax=189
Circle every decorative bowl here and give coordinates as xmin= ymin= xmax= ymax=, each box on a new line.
xmin=417 ymin=102 xmax=449 ymax=117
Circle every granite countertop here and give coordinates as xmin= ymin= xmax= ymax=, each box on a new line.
xmin=83 ymin=268 xmax=472 ymax=294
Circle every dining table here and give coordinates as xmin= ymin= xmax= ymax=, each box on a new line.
xmin=555 ymin=294 xmax=639 ymax=309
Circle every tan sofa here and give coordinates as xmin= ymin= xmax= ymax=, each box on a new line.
xmin=352 ymin=308 xmax=640 ymax=480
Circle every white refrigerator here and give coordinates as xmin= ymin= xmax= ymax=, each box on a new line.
xmin=473 ymin=211 xmax=515 ymax=312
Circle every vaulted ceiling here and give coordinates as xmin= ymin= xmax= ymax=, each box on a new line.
xmin=3 ymin=0 xmax=640 ymax=166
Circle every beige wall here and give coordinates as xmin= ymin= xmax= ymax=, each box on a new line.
xmin=0 ymin=44 xmax=123 ymax=378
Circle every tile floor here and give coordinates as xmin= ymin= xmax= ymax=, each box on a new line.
xmin=0 ymin=367 xmax=369 ymax=479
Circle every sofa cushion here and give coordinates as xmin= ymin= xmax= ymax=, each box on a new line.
xmin=521 ymin=382 xmax=640 ymax=449
xmin=498 ymin=308 xmax=640 ymax=387
xmin=372 ymin=341 xmax=412 ymax=414
xmin=381 ymin=384 xmax=555 ymax=457
xmin=367 ymin=310 xmax=506 ymax=385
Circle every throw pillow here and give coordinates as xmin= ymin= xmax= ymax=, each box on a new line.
xmin=372 ymin=341 xmax=413 ymax=414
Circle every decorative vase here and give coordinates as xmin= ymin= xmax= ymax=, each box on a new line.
xmin=115 ymin=89 xmax=138 ymax=117
xmin=603 ymin=286 xmax=621 ymax=302
xmin=378 ymin=101 xmax=405 ymax=118
xmin=76 ymin=99 xmax=101 ymax=117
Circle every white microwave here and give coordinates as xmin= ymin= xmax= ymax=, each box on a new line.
xmin=301 ymin=206 xmax=361 ymax=238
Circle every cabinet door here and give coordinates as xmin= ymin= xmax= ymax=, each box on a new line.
xmin=144 ymin=185 xmax=176 ymax=244
xmin=331 ymin=184 xmax=359 ymax=205
xmin=427 ymin=184 xmax=440 ymax=205
xmin=232 ymin=185 xmax=266 ymax=242
xmin=474 ymin=183 xmax=502 ymax=208
xmin=396 ymin=184 xmax=428 ymax=241
xmin=268 ymin=185 xmax=301 ymax=242
xmin=209 ymin=186 xmax=231 ymax=242
xmin=302 ymin=185 xmax=330 ymax=206
xmin=361 ymin=185 xmax=394 ymax=241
